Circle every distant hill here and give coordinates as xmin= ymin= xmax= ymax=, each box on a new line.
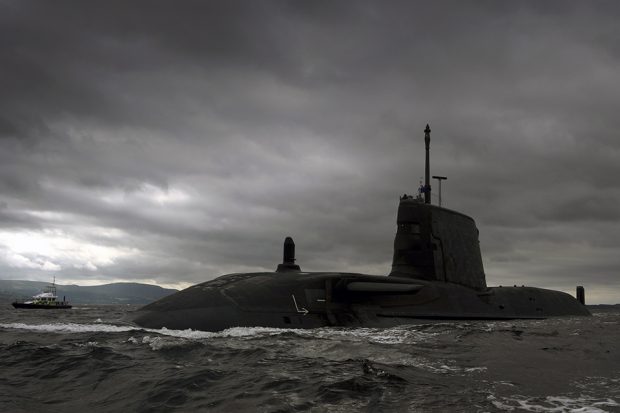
xmin=0 ymin=280 xmax=178 ymax=305
xmin=587 ymin=304 xmax=620 ymax=311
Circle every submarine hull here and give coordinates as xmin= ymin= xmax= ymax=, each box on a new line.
xmin=133 ymin=272 xmax=590 ymax=332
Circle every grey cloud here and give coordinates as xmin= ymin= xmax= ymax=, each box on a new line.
xmin=1 ymin=1 xmax=619 ymax=302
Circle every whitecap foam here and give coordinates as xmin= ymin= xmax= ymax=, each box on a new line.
xmin=464 ymin=367 xmax=487 ymax=373
xmin=0 ymin=322 xmax=298 ymax=340
xmin=0 ymin=322 xmax=136 ymax=333
xmin=490 ymin=394 xmax=619 ymax=412
xmin=143 ymin=324 xmax=439 ymax=343
xmin=72 ymin=341 xmax=99 ymax=348
xmin=141 ymin=335 xmax=174 ymax=351
xmin=157 ymin=326 xmax=300 ymax=340
xmin=291 ymin=325 xmax=440 ymax=345
xmin=0 ymin=322 xmax=439 ymax=345
xmin=404 ymin=358 xmax=487 ymax=375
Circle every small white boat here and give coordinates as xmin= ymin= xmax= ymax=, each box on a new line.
xmin=12 ymin=278 xmax=72 ymax=309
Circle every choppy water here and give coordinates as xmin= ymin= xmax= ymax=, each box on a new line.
xmin=0 ymin=305 xmax=618 ymax=412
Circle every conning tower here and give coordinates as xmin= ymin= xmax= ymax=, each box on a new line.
xmin=389 ymin=125 xmax=487 ymax=291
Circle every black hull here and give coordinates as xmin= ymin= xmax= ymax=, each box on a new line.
xmin=12 ymin=302 xmax=72 ymax=309
xmin=133 ymin=272 xmax=590 ymax=332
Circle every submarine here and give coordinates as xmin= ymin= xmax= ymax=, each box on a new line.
xmin=134 ymin=124 xmax=590 ymax=332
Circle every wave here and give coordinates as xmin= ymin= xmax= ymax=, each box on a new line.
xmin=0 ymin=322 xmax=136 ymax=334
xmin=0 ymin=322 xmax=440 ymax=343
xmin=489 ymin=394 xmax=619 ymax=412
xmin=0 ymin=321 xmax=300 ymax=338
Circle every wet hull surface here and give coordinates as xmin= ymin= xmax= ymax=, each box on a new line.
xmin=133 ymin=272 xmax=590 ymax=332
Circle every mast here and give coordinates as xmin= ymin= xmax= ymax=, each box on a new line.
xmin=432 ymin=175 xmax=447 ymax=207
xmin=424 ymin=124 xmax=431 ymax=204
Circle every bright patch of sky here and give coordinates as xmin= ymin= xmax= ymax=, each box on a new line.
xmin=0 ymin=229 xmax=139 ymax=272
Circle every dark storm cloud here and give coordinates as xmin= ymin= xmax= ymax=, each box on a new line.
xmin=1 ymin=0 xmax=620 ymax=302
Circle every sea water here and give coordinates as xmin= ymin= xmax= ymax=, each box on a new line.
xmin=1 ymin=304 xmax=619 ymax=412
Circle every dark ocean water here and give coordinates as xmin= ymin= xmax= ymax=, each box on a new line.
xmin=0 ymin=305 xmax=618 ymax=412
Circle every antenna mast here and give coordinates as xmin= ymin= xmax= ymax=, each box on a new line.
xmin=432 ymin=176 xmax=447 ymax=207
xmin=424 ymin=124 xmax=431 ymax=204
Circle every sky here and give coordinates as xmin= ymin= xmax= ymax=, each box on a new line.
xmin=1 ymin=1 xmax=619 ymax=303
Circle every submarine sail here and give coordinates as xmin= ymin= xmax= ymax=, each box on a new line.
xmin=133 ymin=125 xmax=590 ymax=332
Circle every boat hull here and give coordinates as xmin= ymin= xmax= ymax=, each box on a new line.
xmin=133 ymin=272 xmax=590 ymax=332
xmin=12 ymin=302 xmax=72 ymax=309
